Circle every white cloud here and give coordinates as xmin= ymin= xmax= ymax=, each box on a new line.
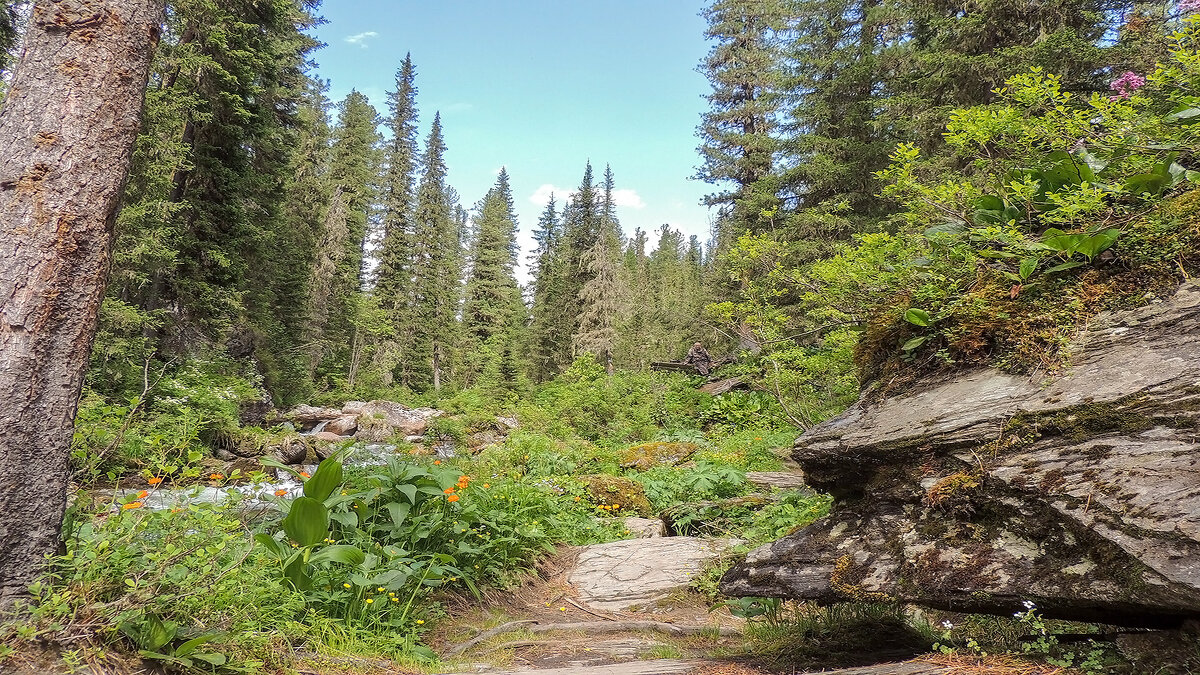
xmin=528 ymin=184 xmax=645 ymax=209
xmin=529 ymin=183 xmax=572 ymax=207
xmin=611 ymin=188 xmax=646 ymax=209
xmin=344 ymin=31 xmax=378 ymax=48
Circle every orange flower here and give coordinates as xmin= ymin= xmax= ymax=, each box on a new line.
xmin=458 ymin=475 xmax=469 ymax=484
xmin=433 ymin=460 xmax=441 ymax=465
xmin=482 ymin=483 xmax=490 ymax=489
xmin=209 ymin=473 xmax=225 ymax=480
xmin=299 ymin=471 xmax=311 ymax=479
xmin=443 ymin=487 xmax=456 ymax=494
xmin=137 ymin=490 xmax=149 ymax=499
xmin=122 ymin=501 xmax=144 ymax=510
xmin=274 ymin=489 xmax=288 ymax=497
xmin=447 ymin=494 xmax=460 ymax=503
xmin=147 ymin=476 xmax=163 ymax=486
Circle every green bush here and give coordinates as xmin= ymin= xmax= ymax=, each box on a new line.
xmin=9 ymin=497 xmax=307 ymax=672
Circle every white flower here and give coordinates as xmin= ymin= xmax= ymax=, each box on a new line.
xmin=1023 ymin=600 xmax=1036 ymax=609
xmin=941 ymin=620 xmax=954 ymax=629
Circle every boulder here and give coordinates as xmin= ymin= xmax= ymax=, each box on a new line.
xmin=569 ymin=537 xmax=732 ymax=611
xmin=312 ymin=431 xmax=345 ymax=443
xmin=722 ymin=282 xmax=1200 ymax=627
xmin=324 ymin=415 xmax=358 ymax=436
xmin=623 ymin=517 xmax=666 ymax=538
xmin=351 ymin=400 xmax=440 ymax=439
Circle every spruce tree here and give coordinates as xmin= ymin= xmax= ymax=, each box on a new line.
xmin=376 ymin=54 xmax=419 ymax=316
xmin=695 ymin=0 xmax=789 ymax=231
xmin=462 ymin=169 xmax=521 ymax=344
xmin=574 ymin=166 xmax=627 ymax=372
xmin=405 ymin=113 xmax=461 ymax=390
xmin=528 ymin=194 xmax=568 ymax=380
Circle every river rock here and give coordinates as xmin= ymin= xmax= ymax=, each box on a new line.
xmin=722 ymin=282 xmax=1200 ymax=627
xmin=324 ymin=415 xmax=358 ymax=436
xmin=312 ymin=431 xmax=344 ymax=443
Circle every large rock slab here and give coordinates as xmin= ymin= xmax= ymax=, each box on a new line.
xmin=723 ymin=282 xmax=1200 ymax=627
xmin=570 ymin=537 xmax=730 ymax=611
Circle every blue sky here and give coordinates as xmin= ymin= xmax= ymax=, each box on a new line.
xmin=311 ymin=1 xmax=716 ymax=275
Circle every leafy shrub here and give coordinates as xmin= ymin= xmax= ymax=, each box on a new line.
xmin=634 ymin=461 xmax=750 ymax=512
xmin=10 ymin=497 xmax=307 ymax=672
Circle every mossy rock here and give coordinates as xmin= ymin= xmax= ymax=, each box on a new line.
xmin=355 ymin=413 xmax=393 ymax=442
xmin=582 ymin=475 xmax=654 ymax=517
xmin=619 ymin=441 xmax=698 ymax=471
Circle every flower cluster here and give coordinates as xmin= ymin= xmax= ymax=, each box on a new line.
xmin=443 ymin=475 xmax=470 ymax=503
xmin=1182 ymin=0 xmax=1200 ymax=14
xmin=596 ymin=503 xmax=621 ymax=512
xmin=1109 ymin=70 xmax=1146 ymax=99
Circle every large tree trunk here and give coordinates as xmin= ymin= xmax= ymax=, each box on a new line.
xmin=0 ymin=0 xmax=163 ymax=606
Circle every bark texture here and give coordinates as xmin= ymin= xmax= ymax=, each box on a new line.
xmin=0 ymin=0 xmax=163 ymax=605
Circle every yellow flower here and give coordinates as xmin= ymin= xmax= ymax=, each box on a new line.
xmin=365 ymin=598 xmax=374 ymax=604
xmin=377 ymin=586 xmax=385 ymax=592
xmin=416 ymin=619 xmax=424 ymax=625
xmin=391 ymin=597 xmax=398 ymax=602
xmin=343 ymin=583 xmax=351 ymax=588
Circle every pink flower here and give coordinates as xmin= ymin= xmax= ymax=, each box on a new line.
xmin=1181 ymin=0 xmax=1200 ymax=14
xmin=1109 ymin=71 xmax=1146 ymax=99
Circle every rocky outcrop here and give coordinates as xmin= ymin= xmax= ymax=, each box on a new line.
xmin=284 ymin=400 xmax=442 ymax=439
xmin=722 ymin=282 xmax=1200 ymax=627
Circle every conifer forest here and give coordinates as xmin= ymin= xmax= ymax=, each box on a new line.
xmin=1 ymin=1 xmax=1200 ymax=673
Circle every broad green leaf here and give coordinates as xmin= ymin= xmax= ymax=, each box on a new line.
xmin=253 ymin=533 xmax=285 ymax=559
xmin=395 ymin=483 xmax=417 ymax=504
xmin=282 ymin=555 xmax=313 ymax=592
xmin=191 ymin=653 xmax=228 ymax=666
xmin=902 ymin=336 xmax=929 ymax=351
xmin=309 ymin=544 xmax=366 ymax=566
xmin=386 ymin=502 xmax=411 ymax=528
xmin=173 ymin=633 xmax=219 ymax=657
xmin=1075 ymin=229 xmax=1120 ymax=260
xmin=903 ymin=308 xmax=932 ymax=327
xmin=304 ymin=457 xmax=344 ymax=502
xmin=1045 ymin=260 xmax=1086 ymax=274
xmin=282 ymin=496 xmax=328 ymax=547
xmin=1019 ymin=258 xmax=1037 ymax=280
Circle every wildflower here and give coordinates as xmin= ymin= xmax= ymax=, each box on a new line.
xmin=209 ymin=473 xmax=225 ymax=480
xmin=433 ymin=460 xmax=442 ymax=465
xmin=365 ymin=598 xmax=374 ymax=604
xmin=377 ymin=586 xmax=385 ymax=592
xmin=559 ymin=607 xmax=566 ymax=611
xmin=1183 ymin=0 xmax=1200 ymax=13
xmin=941 ymin=620 xmax=954 ymax=630
xmin=274 ymin=489 xmax=288 ymax=497
xmin=299 ymin=471 xmax=311 ymax=478
xmin=147 ymin=476 xmax=163 ymax=486
xmin=574 ymin=496 xmax=581 ymax=501
xmin=416 ymin=619 xmax=424 ymax=625
xmin=444 ymin=487 xmax=456 ymax=494
xmin=1023 ymin=600 xmax=1037 ymax=609
xmin=448 ymin=494 xmax=460 ymax=502
xmin=137 ymin=490 xmax=149 ymax=499
xmin=1109 ymin=70 xmax=1146 ymax=99
xmin=612 ymin=503 xmax=620 ymax=509
xmin=391 ymin=597 xmax=398 ymax=602
xmin=482 ymin=483 xmax=490 ymax=489
xmin=122 ymin=501 xmax=144 ymax=510
xmin=343 ymin=583 xmax=351 ymax=588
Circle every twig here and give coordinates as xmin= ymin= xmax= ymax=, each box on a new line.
xmin=444 ymin=620 xmax=538 ymax=657
xmin=565 ymin=596 xmax=616 ymax=621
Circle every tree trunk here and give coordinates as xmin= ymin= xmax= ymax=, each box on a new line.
xmin=0 ymin=0 xmax=163 ymax=607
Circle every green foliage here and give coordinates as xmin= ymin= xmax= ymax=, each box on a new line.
xmin=11 ymin=499 xmax=308 ymax=672
xmin=72 ymin=359 xmax=265 ymax=481
xmin=634 ymin=461 xmax=750 ymax=512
